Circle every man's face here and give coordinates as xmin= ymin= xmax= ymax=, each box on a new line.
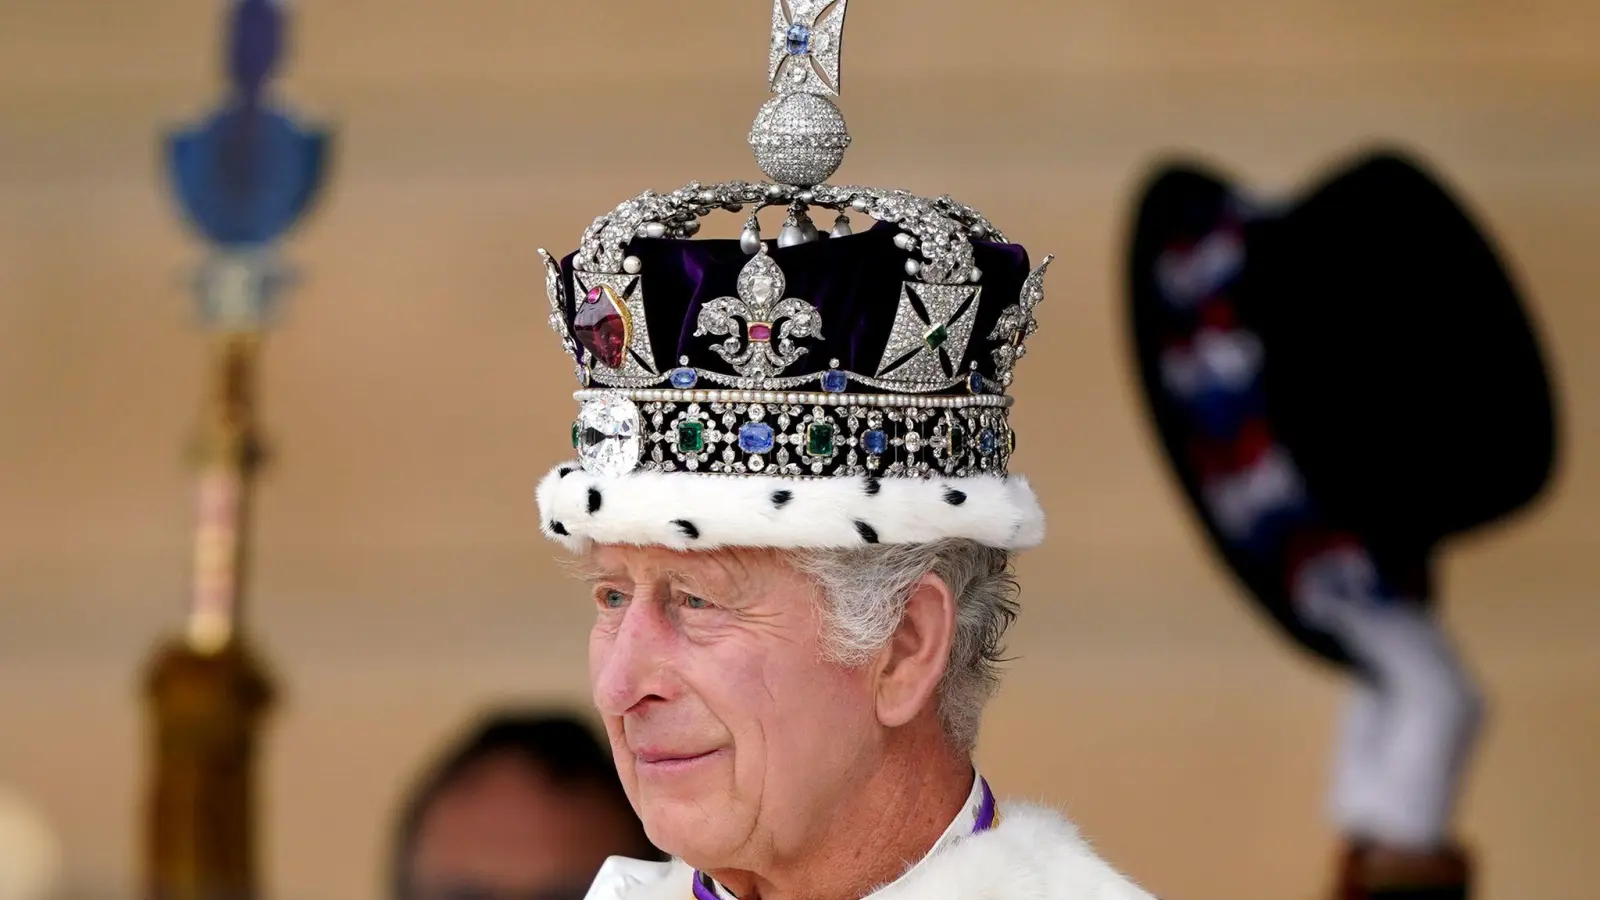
xmin=405 ymin=754 xmax=642 ymax=900
xmin=585 ymin=545 xmax=882 ymax=868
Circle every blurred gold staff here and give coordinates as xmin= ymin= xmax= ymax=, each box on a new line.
xmin=146 ymin=1 xmax=332 ymax=897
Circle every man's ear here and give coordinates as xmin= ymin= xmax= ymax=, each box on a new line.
xmin=874 ymin=572 xmax=957 ymax=729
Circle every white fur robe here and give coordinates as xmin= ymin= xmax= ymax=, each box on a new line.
xmin=582 ymin=801 xmax=1157 ymax=900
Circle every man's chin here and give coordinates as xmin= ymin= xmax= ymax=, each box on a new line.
xmin=639 ymin=791 xmax=743 ymax=864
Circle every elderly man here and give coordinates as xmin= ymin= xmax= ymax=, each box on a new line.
xmin=529 ymin=5 xmax=1156 ymax=900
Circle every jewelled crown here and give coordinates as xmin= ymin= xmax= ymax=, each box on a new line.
xmin=535 ymin=0 xmax=1051 ymax=553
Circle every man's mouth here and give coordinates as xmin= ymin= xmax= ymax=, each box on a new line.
xmin=633 ymin=747 xmax=724 ymax=770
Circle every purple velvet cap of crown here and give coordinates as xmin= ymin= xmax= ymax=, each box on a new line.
xmin=560 ymin=221 xmax=1032 ymax=390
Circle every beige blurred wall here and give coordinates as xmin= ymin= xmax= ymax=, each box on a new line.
xmin=1 ymin=2 xmax=1598 ymax=899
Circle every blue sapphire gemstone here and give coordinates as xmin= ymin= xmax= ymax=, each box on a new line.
xmin=968 ymin=370 xmax=984 ymax=394
xmin=786 ymin=23 xmax=811 ymax=55
xmin=863 ymin=429 xmax=888 ymax=456
xmin=669 ymin=367 xmax=698 ymax=389
xmin=978 ymin=428 xmax=998 ymax=454
xmin=821 ymin=369 xmax=848 ymax=393
xmin=739 ymin=422 xmax=776 ymax=454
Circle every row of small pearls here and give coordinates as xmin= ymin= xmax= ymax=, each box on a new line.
xmin=574 ymin=389 xmax=1013 ymax=409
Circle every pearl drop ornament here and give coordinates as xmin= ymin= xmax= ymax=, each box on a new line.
xmin=740 ymin=226 xmax=763 ymax=255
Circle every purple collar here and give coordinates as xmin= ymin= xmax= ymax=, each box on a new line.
xmin=691 ymin=776 xmax=997 ymax=900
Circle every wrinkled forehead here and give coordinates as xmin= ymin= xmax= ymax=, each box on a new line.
xmin=574 ymin=543 xmax=799 ymax=592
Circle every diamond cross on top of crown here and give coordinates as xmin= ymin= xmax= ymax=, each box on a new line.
xmin=768 ymin=0 xmax=848 ymax=97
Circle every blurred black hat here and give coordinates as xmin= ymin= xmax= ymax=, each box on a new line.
xmin=1122 ymin=147 xmax=1560 ymax=665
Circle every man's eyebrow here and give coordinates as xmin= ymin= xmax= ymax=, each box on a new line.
xmin=558 ymin=555 xmax=622 ymax=583
xmin=661 ymin=566 xmax=726 ymax=595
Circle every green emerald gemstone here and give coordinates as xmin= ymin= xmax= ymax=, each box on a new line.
xmin=677 ymin=420 xmax=706 ymax=454
xmin=924 ymin=323 xmax=949 ymax=350
xmin=571 ymin=421 xmax=580 ymax=448
xmin=948 ymin=424 xmax=966 ymax=456
xmin=806 ymin=422 xmax=835 ymax=457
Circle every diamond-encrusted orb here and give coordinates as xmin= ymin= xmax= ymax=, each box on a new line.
xmin=739 ymin=422 xmax=776 ymax=454
xmin=669 ymin=367 xmax=698 ymax=389
xmin=749 ymin=92 xmax=851 ymax=186
xmin=575 ymin=394 xmax=641 ymax=476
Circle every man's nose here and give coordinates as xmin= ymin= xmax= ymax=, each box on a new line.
xmin=592 ymin=598 xmax=676 ymax=716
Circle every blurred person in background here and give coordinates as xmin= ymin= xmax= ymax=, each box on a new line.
xmin=392 ymin=711 xmax=663 ymax=900
xmin=1123 ymin=148 xmax=1559 ymax=900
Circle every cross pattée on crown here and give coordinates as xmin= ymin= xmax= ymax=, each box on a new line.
xmin=767 ymin=0 xmax=848 ymax=97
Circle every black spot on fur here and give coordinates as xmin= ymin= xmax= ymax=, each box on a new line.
xmin=855 ymin=521 xmax=880 ymax=544
xmin=864 ymin=477 xmax=881 ymax=496
xmin=558 ymin=467 xmax=573 ymax=478
xmin=943 ymin=487 xmax=967 ymax=506
xmin=672 ymin=519 xmax=700 ymax=539
xmin=550 ymin=521 xmax=570 ymax=536
xmin=587 ymin=487 xmax=602 ymax=514
xmin=771 ymin=490 xmax=793 ymax=508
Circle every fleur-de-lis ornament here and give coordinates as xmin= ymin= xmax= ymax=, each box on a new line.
xmin=693 ymin=245 xmax=823 ymax=386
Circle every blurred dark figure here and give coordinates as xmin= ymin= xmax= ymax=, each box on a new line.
xmin=392 ymin=711 xmax=664 ymax=900
xmin=1124 ymin=148 xmax=1558 ymax=900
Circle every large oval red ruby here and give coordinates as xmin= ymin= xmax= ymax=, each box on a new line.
xmin=573 ymin=284 xmax=629 ymax=369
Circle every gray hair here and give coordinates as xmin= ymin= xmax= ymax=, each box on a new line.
xmin=791 ymin=539 xmax=1019 ymax=753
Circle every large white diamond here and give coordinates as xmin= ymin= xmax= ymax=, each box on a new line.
xmin=576 ymin=395 xmax=641 ymax=476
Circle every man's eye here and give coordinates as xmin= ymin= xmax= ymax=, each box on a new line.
xmin=684 ymin=595 xmax=711 ymax=610
xmin=602 ymin=589 xmax=627 ymax=609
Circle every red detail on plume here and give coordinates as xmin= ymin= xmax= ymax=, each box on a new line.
xmin=1199 ymin=300 xmax=1238 ymax=330
xmin=1185 ymin=418 xmax=1276 ymax=479
xmin=1282 ymin=530 xmax=1364 ymax=585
